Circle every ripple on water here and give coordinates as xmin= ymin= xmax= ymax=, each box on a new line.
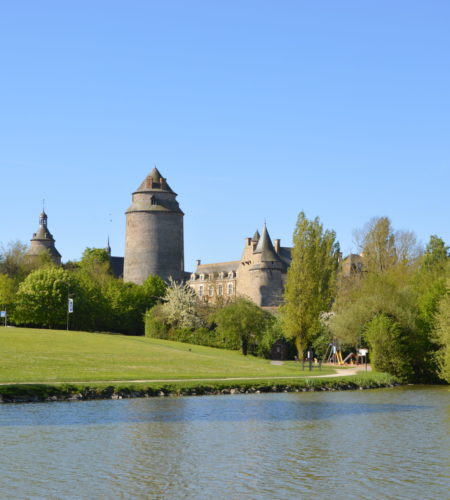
xmin=0 ymin=386 xmax=448 ymax=499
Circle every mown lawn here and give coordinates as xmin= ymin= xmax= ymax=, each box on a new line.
xmin=0 ymin=327 xmax=335 ymax=383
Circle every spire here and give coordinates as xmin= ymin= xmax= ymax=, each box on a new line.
xmin=106 ymin=235 xmax=111 ymax=256
xmin=254 ymin=224 xmax=281 ymax=262
xmin=252 ymin=229 xmax=260 ymax=242
xmin=136 ymin=166 xmax=174 ymax=192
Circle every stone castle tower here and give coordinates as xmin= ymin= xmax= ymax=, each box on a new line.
xmin=27 ymin=210 xmax=62 ymax=265
xmin=123 ymin=167 xmax=184 ymax=284
xmin=236 ymin=224 xmax=286 ymax=306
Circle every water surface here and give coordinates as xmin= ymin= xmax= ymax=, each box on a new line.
xmin=0 ymin=386 xmax=448 ymax=499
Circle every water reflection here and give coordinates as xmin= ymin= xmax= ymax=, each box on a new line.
xmin=0 ymin=396 xmax=432 ymax=427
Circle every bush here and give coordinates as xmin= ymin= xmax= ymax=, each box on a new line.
xmin=365 ymin=314 xmax=414 ymax=381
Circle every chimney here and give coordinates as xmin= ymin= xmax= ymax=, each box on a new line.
xmin=246 ymin=237 xmax=252 ymax=246
xmin=196 ymin=259 xmax=201 ymax=266
xmin=146 ymin=176 xmax=153 ymax=189
xmin=274 ymin=239 xmax=281 ymax=253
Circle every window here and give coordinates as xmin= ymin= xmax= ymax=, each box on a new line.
xmin=228 ymin=271 xmax=235 ymax=279
xmin=190 ymin=274 xmax=196 ymax=281
xmin=218 ymin=284 xmax=223 ymax=296
xmin=227 ymin=283 xmax=233 ymax=296
xmin=200 ymin=274 xmax=205 ymax=281
xmin=209 ymin=286 xmax=213 ymax=297
xmin=219 ymin=272 xmax=224 ymax=279
xmin=199 ymin=285 xmax=203 ymax=297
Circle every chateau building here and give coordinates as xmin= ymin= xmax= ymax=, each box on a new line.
xmin=189 ymin=224 xmax=292 ymax=307
xmin=25 ymin=168 xmax=361 ymax=308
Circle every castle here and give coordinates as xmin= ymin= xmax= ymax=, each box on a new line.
xmin=26 ymin=168 xmax=359 ymax=307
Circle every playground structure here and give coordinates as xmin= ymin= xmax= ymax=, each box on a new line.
xmin=323 ymin=341 xmax=369 ymax=366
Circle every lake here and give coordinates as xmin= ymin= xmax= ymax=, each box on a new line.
xmin=0 ymin=386 xmax=448 ymax=499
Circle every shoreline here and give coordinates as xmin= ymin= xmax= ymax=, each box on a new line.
xmin=0 ymin=373 xmax=401 ymax=404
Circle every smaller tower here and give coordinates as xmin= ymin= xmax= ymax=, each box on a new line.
xmin=27 ymin=210 xmax=62 ymax=265
xmin=237 ymin=224 xmax=284 ymax=306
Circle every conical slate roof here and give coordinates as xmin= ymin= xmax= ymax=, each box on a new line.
xmin=136 ymin=167 xmax=174 ymax=192
xmin=254 ymin=224 xmax=281 ymax=262
xmin=252 ymin=230 xmax=260 ymax=242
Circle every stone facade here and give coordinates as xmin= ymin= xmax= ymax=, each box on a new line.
xmin=123 ymin=167 xmax=184 ymax=284
xmin=189 ymin=225 xmax=291 ymax=307
xmin=26 ymin=211 xmax=62 ymax=265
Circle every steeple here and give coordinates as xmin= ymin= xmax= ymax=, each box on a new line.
xmin=254 ymin=224 xmax=281 ymax=262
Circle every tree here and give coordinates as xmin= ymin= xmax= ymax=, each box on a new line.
xmin=365 ymin=313 xmax=414 ymax=381
xmin=159 ymin=278 xmax=204 ymax=329
xmin=434 ymin=278 xmax=450 ymax=382
xmin=0 ymin=240 xmax=31 ymax=281
xmin=355 ymin=217 xmax=397 ymax=273
xmin=423 ymin=235 xmax=449 ymax=271
xmin=13 ymin=266 xmax=78 ymax=328
xmin=212 ymin=298 xmax=274 ymax=355
xmin=0 ymin=274 xmax=15 ymax=311
xmin=281 ymin=212 xmax=340 ymax=356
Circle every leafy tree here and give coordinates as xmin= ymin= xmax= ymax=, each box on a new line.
xmin=0 ymin=274 xmax=16 ymax=312
xmin=0 ymin=240 xmax=31 ymax=281
xmin=13 ymin=266 xmax=79 ymax=328
xmin=423 ymin=235 xmax=449 ymax=270
xmin=355 ymin=217 xmax=397 ymax=273
xmin=281 ymin=212 xmax=340 ymax=356
xmin=212 ymin=298 xmax=274 ymax=355
xmin=159 ymin=278 xmax=204 ymax=329
xmin=434 ymin=278 xmax=450 ymax=382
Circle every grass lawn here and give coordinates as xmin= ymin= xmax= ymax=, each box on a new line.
xmin=0 ymin=326 xmax=335 ymax=383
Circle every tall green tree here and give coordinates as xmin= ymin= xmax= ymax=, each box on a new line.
xmin=281 ymin=212 xmax=340 ymax=355
xmin=355 ymin=217 xmax=397 ymax=273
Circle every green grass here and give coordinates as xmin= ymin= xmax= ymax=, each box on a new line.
xmin=0 ymin=326 xmax=335 ymax=383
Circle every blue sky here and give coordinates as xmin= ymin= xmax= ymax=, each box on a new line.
xmin=1 ymin=1 xmax=449 ymax=269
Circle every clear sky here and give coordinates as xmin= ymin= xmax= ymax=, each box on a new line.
xmin=1 ymin=1 xmax=449 ymax=270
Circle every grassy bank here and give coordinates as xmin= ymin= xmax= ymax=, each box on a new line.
xmin=0 ymin=327 xmax=399 ymax=403
xmin=0 ymin=372 xmax=400 ymax=403
xmin=0 ymin=326 xmax=334 ymax=383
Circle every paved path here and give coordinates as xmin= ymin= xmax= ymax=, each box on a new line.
xmin=0 ymin=366 xmax=371 ymax=386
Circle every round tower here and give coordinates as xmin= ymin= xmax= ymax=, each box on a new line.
xmin=123 ymin=167 xmax=184 ymax=284
xmin=27 ymin=210 xmax=62 ymax=265
xmin=238 ymin=224 xmax=284 ymax=306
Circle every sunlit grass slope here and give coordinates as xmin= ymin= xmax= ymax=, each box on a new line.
xmin=0 ymin=327 xmax=334 ymax=383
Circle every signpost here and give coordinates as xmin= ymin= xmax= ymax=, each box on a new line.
xmin=358 ymin=348 xmax=369 ymax=371
xmin=67 ymin=297 xmax=73 ymax=331
xmin=0 ymin=310 xmax=6 ymax=327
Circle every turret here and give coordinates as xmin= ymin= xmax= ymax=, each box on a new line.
xmin=26 ymin=210 xmax=62 ymax=265
xmin=237 ymin=224 xmax=284 ymax=306
xmin=123 ymin=167 xmax=184 ymax=284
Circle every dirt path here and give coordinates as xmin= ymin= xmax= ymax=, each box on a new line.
xmin=0 ymin=366 xmax=371 ymax=386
